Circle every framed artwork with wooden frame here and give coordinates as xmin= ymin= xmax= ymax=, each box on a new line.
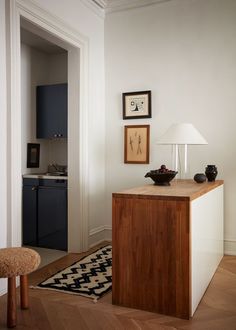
xmin=123 ymin=90 xmax=151 ymax=119
xmin=124 ymin=125 xmax=150 ymax=164
xmin=27 ymin=143 xmax=40 ymax=168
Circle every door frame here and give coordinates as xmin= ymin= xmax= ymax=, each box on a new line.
xmin=7 ymin=0 xmax=89 ymax=252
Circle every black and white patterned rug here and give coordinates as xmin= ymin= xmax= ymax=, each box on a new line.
xmin=34 ymin=245 xmax=112 ymax=301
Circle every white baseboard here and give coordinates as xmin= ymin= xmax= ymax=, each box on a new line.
xmin=0 ymin=278 xmax=20 ymax=296
xmin=0 ymin=279 xmax=7 ymax=296
xmin=88 ymin=231 xmax=236 ymax=256
xmin=224 ymin=239 xmax=236 ymax=256
xmin=89 ymin=225 xmax=112 ymax=248
xmin=0 ymin=288 xmax=7 ymax=296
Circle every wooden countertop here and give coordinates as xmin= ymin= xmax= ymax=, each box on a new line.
xmin=112 ymin=179 xmax=224 ymax=201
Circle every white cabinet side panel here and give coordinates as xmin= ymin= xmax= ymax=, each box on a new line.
xmin=191 ymin=185 xmax=224 ymax=316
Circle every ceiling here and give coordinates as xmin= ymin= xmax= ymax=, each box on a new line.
xmin=92 ymin=0 xmax=171 ymax=12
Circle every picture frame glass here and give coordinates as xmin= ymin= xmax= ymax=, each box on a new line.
xmin=30 ymin=147 xmax=38 ymax=163
xmin=125 ymin=125 xmax=150 ymax=164
xmin=123 ymin=91 xmax=151 ymax=119
xmin=27 ymin=143 xmax=40 ymax=168
xmin=125 ymin=94 xmax=148 ymax=117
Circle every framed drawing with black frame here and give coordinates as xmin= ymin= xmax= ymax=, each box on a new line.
xmin=123 ymin=90 xmax=151 ymax=119
xmin=124 ymin=125 xmax=150 ymax=164
xmin=27 ymin=143 xmax=40 ymax=168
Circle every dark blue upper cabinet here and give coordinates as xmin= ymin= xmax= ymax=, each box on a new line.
xmin=36 ymin=83 xmax=68 ymax=138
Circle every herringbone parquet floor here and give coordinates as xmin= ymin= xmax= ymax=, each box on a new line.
xmin=0 ymin=244 xmax=235 ymax=330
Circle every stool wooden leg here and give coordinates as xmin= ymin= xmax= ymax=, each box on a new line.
xmin=20 ymin=275 xmax=29 ymax=309
xmin=7 ymin=276 xmax=16 ymax=328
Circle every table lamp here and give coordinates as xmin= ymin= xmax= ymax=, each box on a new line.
xmin=157 ymin=123 xmax=208 ymax=177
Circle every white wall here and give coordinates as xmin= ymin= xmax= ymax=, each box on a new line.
xmin=47 ymin=52 xmax=68 ymax=84
xmin=0 ymin=0 xmax=7 ymax=295
xmin=21 ymin=43 xmax=68 ymax=174
xmin=105 ymin=0 xmax=236 ymax=254
xmin=21 ymin=43 xmax=49 ymax=174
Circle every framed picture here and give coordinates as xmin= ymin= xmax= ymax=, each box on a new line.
xmin=123 ymin=90 xmax=151 ymax=119
xmin=124 ymin=125 xmax=150 ymax=164
xmin=27 ymin=143 xmax=40 ymax=168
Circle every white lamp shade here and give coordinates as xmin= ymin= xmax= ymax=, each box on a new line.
xmin=157 ymin=123 xmax=208 ymax=145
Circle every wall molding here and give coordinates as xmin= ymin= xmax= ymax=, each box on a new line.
xmin=0 ymin=279 xmax=7 ymax=297
xmin=17 ymin=0 xmax=89 ymax=44
xmin=93 ymin=0 xmax=108 ymax=8
xmin=89 ymin=225 xmax=112 ymax=236
xmin=80 ymin=0 xmax=105 ymax=18
xmin=0 ymin=0 xmax=8 ymax=249
xmin=89 ymin=225 xmax=112 ymax=248
xmin=0 ymin=288 xmax=7 ymax=296
xmin=0 ymin=288 xmax=7 ymax=295
xmin=224 ymin=239 xmax=236 ymax=256
xmin=91 ymin=0 xmax=171 ymax=13
xmin=88 ymin=230 xmax=236 ymax=255
xmin=0 ymin=278 xmax=19 ymax=297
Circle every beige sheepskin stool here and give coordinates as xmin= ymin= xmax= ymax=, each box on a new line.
xmin=0 ymin=247 xmax=40 ymax=328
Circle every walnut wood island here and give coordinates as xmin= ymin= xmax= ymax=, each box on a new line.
xmin=112 ymin=180 xmax=224 ymax=319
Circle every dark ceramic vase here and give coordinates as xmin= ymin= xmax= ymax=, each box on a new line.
xmin=194 ymin=173 xmax=206 ymax=183
xmin=205 ymin=165 xmax=218 ymax=182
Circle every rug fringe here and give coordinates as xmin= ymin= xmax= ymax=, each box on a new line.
xmin=30 ymin=285 xmax=98 ymax=301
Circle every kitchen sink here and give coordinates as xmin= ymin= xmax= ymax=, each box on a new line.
xmin=44 ymin=172 xmax=67 ymax=176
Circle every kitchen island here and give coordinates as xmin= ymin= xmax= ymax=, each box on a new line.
xmin=112 ymin=180 xmax=224 ymax=319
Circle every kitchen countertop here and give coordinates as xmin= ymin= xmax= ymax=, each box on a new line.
xmin=23 ymin=174 xmax=68 ymax=180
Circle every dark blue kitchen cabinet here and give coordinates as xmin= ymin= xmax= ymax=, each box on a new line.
xmin=36 ymin=83 xmax=68 ymax=138
xmin=22 ymin=179 xmax=38 ymax=246
xmin=38 ymin=186 xmax=67 ymax=251
xmin=22 ymin=178 xmax=68 ymax=251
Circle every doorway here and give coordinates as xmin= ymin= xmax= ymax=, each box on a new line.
xmin=7 ymin=0 xmax=89 ymax=254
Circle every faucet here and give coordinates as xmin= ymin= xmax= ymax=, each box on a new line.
xmin=51 ymin=163 xmax=59 ymax=172
xmin=48 ymin=163 xmax=60 ymax=173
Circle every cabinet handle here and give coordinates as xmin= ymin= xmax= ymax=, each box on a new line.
xmin=31 ymin=186 xmax=37 ymax=191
